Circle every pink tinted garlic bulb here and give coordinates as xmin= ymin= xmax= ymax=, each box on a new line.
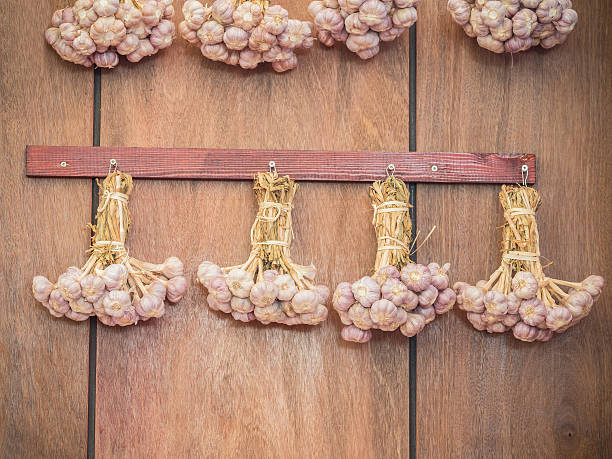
xmin=291 ymin=289 xmax=318 ymax=314
xmin=309 ymin=0 xmax=418 ymax=58
xmin=336 ymin=175 xmax=451 ymax=342
xmin=399 ymin=313 xmax=425 ymax=337
xmin=33 ymin=170 xmax=186 ymax=326
xmin=197 ymin=172 xmax=329 ymax=326
xmin=32 ymin=276 xmax=54 ymax=303
xmin=401 ymin=264 xmax=432 ymax=292
xmin=447 ymin=0 xmax=578 ymax=53
xmin=342 ymin=325 xmax=372 ymax=343
xmin=333 ymin=282 xmax=355 ymax=312
xmin=46 ymin=0 xmax=175 ymax=68
xmin=352 ymin=276 xmax=380 ymax=307
xmin=181 ymin=0 xmax=312 ymax=72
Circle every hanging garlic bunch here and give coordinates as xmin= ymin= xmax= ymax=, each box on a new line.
xmin=32 ymin=170 xmax=187 ymax=326
xmin=454 ymin=185 xmax=604 ymax=342
xmin=180 ymin=0 xmax=313 ymax=72
xmin=45 ymin=0 xmax=176 ymax=68
xmin=197 ymin=172 xmax=329 ymax=325
xmin=308 ymin=0 xmax=418 ymax=60
xmin=333 ymin=175 xmax=453 ymax=343
xmin=447 ymin=0 xmax=577 ymax=54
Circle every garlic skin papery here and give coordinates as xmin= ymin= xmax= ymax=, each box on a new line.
xmin=447 ymin=0 xmax=578 ymax=53
xmin=352 ymin=276 xmax=380 ymax=308
xmin=454 ymin=185 xmax=605 ymax=342
xmin=309 ymin=0 xmax=418 ymax=59
xmin=197 ymin=172 xmax=329 ymax=326
xmin=334 ymin=175 xmax=453 ymax=343
xmin=46 ymin=0 xmax=176 ymax=68
xmin=32 ymin=170 xmax=187 ymax=327
xmin=180 ymin=0 xmax=313 ymax=73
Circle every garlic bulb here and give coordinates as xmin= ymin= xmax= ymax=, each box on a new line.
xmin=448 ymin=0 xmax=577 ymax=53
xmin=79 ymin=274 xmax=106 ymax=303
xmin=197 ymin=261 xmax=223 ymax=288
xmin=32 ymin=276 xmax=54 ymax=303
xmin=348 ymin=303 xmax=374 ymax=330
xmin=309 ymin=0 xmax=417 ymax=59
xmin=341 ymin=325 xmax=372 ymax=343
xmin=197 ymin=172 xmax=329 ymax=327
xmin=49 ymin=290 xmax=71 ymax=315
xmin=381 ymin=278 xmax=410 ymax=306
xmin=314 ymin=284 xmax=331 ymax=304
xmin=454 ymin=185 xmax=604 ymax=341
xmin=102 ymin=264 xmax=128 ymax=290
xmin=545 ymin=306 xmax=572 ymax=331
xmin=291 ymin=289 xmax=318 ymax=314
xmin=226 ymin=268 xmax=254 ymax=298
xmin=414 ymin=305 xmax=436 ymax=324
xmin=512 ymin=321 xmax=539 ymax=342
xmin=46 ymin=0 xmax=175 ymax=67
xmin=483 ymin=289 xmax=508 ymax=315
xmin=166 ymin=276 xmax=187 ymax=303
xmin=333 ymin=282 xmax=355 ymax=312
xmin=181 ymin=0 xmax=312 ymax=72
xmin=369 ymin=299 xmax=398 ymax=327
xmin=433 ymin=288 xmax=456 ymax=315
xmin=102 ymin=289 xmax=132 ymax=318
xmin=461 ymin=285 xmax=485 ymax=313
xmin=352 ymin=276 xmax=380 ymax=307
xmin=374 ymin=265 xmax=401 ymax=286
xmin=135 ymin=293 xmax=164 ymax=318
xmin=254 ymin=302 xmax=286 ymax=324
xmin=335 ymin=175 xmax=452 ymax=342
xmin=519 ymin=297 xmax=546 ymax=327
xmin=418 ymin=285 xmax=439 ymax=307
xmin=512 ymin=271 xmax=538 ymax=299
xmin=231 ymin=296 xmax=254 ymax=314
xmin=399 ymin=313 xmax=425 ymax=337
xmin=400 ymin=264 xmax=432 ymax=292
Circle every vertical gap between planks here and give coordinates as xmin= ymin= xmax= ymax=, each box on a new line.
xmin=87 ymin=67 xmax=101 ymax=459
xmin=408 ymin=22 xmax=417 ymax=459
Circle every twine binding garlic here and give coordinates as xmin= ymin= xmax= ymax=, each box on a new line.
xmin=454 ymin=185 xmax=604 ymax=342
xmin=180 ymin=0 xmax=314 ymax=72
xmin=32 ymin=170 xmax=187 ymax=326
xmin=447 ymin=0 xmax=578 ymax=54
xmin=45 ymin=0 xmax=176 ymax=68
xmin=198 ymin=171 xmax=329 ymax=325
xmin=308 ymin=0 xmax=419 ymax=60
xmin=333 ymin=174 xmax=454 ymax=343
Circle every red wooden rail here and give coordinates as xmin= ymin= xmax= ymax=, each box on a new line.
xmin=26 ymin=146 xmax=536 ymax=183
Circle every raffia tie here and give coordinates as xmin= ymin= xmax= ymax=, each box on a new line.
xmin=372 ymin=200 xmax=411 ymax=252
xmin=93 ymin=190 xmax=130 ymax=260
xmin=501 ymin=204 xmax=538 ymax=264
xmin=250 ymin=201 xmax=292 ymax=248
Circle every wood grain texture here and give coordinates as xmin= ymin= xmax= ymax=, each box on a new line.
xmin=0 ymin=1 xmax=93 ymax=457
xmin=26 ymin=145 xmax=536 ymax=183
xmin=416 ymin=2 xmax=612 ymax=458
xmin=96 ymin=1 xmax=413 ymax=457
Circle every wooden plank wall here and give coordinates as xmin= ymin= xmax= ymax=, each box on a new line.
xmin=416 ymin=1 xmax=611 ymax=458
xmin=0 ymin=1 xmax=92 ymax=457
xmin=95 ymin=0 xmax=413 ymax=456
xmin=1 ymin=0 xmax=610 ymax=458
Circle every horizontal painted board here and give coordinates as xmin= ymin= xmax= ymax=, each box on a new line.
xmin=26 ymin=145 xmax=536 ymax=184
